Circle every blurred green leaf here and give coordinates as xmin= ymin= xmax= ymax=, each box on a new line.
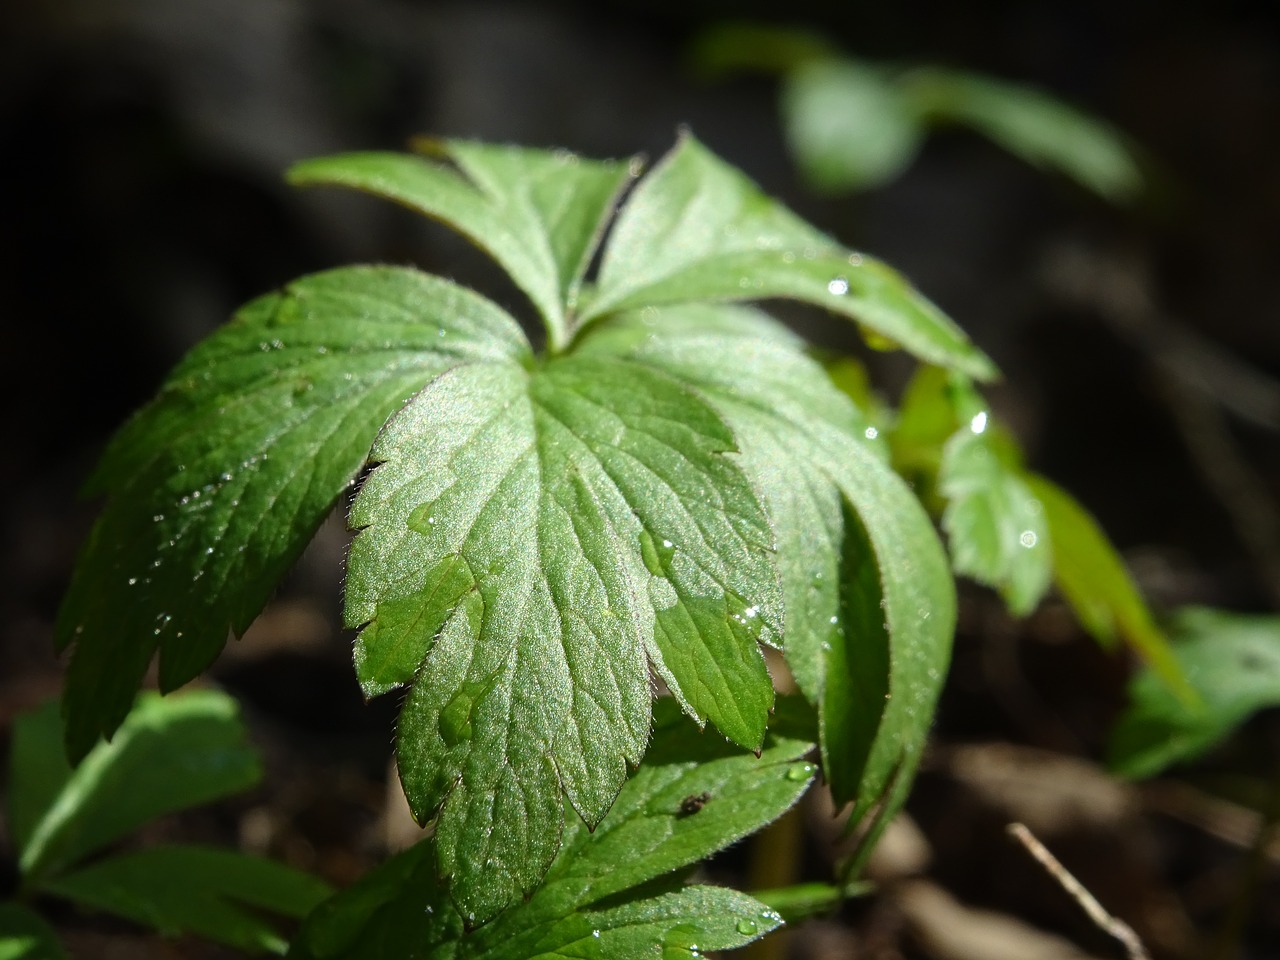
xmin=15 ymin=690 xmax=259 ymax=885
xmin=291 ymin=697 xmax=812 ymax=959
xmin=940 ymin=423 xmax=1052 ymax=617
xmin=902 ymin=68 xmax=1143 ymax=203
xmin=688 ymin=22 xmax=836 ymax=79
xmin=0 ymin=904 xmax=68 ymax=960
xmin=781 ymin=60 xmax=923 ymax=193
xmin=1109 ymin=608 xmax=1280 ymax=779
xmin=1026 ymin=475 xmax=1189 ymax=696
xmin=42 ymin=846 xmax=331 ymax=956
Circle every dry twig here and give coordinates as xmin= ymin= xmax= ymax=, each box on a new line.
xmin=1006 ymin=821 xmax=1151 ymax=960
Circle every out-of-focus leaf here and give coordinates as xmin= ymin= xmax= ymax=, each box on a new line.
xmin=42 ymin=846 xmax=331 ymax=956
xmin=688 ymin=22 xmax=836 ymax=79
xmin=940 ymin=423 xmax=1052 ymax=617
xmin=16 ymin=691 xmax=259 ymax=885
xmin=902 ymin=68 xmax=1143 ymax=203
xmin=290 ymin=697 xmax=812 ymax=959
xmin=7 ymin=701 xmax=73 ymax=864
xmin=1026 ymin=475 xmax=1189 ymax=696
xmin=1109 ymin=608 xmax=1280 ymax=779
xmin=584 ymin=135 xmax=996 ymax=380
xmin=781 ymin=59 xmax=923 ymax=193
xmin=0 ymin=904 xmax=68 ymax=960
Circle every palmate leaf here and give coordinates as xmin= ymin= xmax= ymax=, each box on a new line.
xmin=348 ymin=352 xmax=780 ymax=920
xmin=290 ymin=698 xmax=814 ymax=959
xmin=60 ymin=134 xmax=992 ymax=921
xmin=576 ymin=305 xmax=955 ymax=858
xmin=57 ymin=267 xmax=529 ymax=759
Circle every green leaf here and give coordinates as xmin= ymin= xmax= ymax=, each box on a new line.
xmin=576 ymin=305 xmax=954 ymax=857
xmin=8 ymin=700 xmax=74 ymax=864
xmin=903 ymin=68 xmax=1143 ymax=203
xmin=781 ymin=59 xmax=924 ymax=193
xmin=347 ymin=353 xmax=779 ymax=920
xmin=287 ymin=143 xmax=635 ymax=349
xmin=41 ymin=845 xmax=331 ymax=956
xmin=688 ymin=22 xmax=836 ymax=79
xmin=1025 ymin=475 xmax=1188 ymax=696
xmin=1109 ymin=608 xmax=1280 ymax=779
xmin=0 ymin=904 xmax=68 ymax=960
xmin=291 ymin=698 xmax=812 ymax=960
xmin=56 ymin=266 xmax=529 ymax=759
xmin=582 ymin=134 xmax=995 ymax=379
xmin=15 ymin=690 xmax=260 ymax=885
xmin=939 ymin=423 xmax=1052 ymax=617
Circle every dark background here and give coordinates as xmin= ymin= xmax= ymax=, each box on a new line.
xmin=2 ymin=2 xmax=1279 ymax=958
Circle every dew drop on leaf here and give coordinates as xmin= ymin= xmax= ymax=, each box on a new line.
xmin=735 ymin=919 xmax=758 ymax=936
xmin=661 ymin=925 xmax=703 ymax=959
xmin=785 ymin=762 xmax=814 ymax=782
xmin=827 ymin=277 xmax=849 ymax=296
xmin=440 ymin=687 xmax=478 ymax=747
xmin=639 ymin=529 xmax=676 ymax=578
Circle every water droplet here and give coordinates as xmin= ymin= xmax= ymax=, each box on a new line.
xmin=408 ymin=500 xmax=444 ymax=535
xmin=127 ymin=577 xmax=138 ymax=586
xmin=316 ymin=345 xmax=328 ymax=355
xmin=864 ymin=426 xmax=879 ymax=440
xmin=781 ymin=251 xmax=796 ymax=263
xmin=640 ymin=530 xmax=676 ymax=578
xmin=829 ymin=616 xmax=839 ymax=625
xmin=738 ymin=277 xmax=751 ymax=289
xmin=827 ymin=277 xmax=849 ymax=296
xmin=969 ymin=411 xmax=988 ymax=434
xmin=735 ymin=919 xmax=758 ymax=936
xmin=1019 ymin=530 xmax=1038 ymax=548
xmin=152 ymin=514 xmax=165 ymax=522
xmin=847 ymin=252 xmax=864 ymax=266
xmin=220 ymin=471 xmax=233 ymax=482
xmin=662 ymin=924 xmax=703 ymax=958
xmin=785 ymin=762 xmax=814 ymax=782
xmin=591 ymin=930 xmax=601 ymax=939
